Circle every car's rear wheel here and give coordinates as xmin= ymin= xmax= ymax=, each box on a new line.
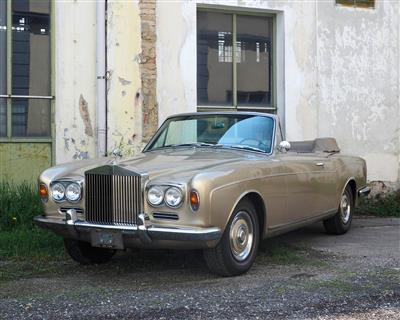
xmin=203 ymin=199 xmax=260 ymax=276
xmin=64 ymin=238 xmax=116 ymax=264
xmin=323 ymin=185 xmax=354 ymax=235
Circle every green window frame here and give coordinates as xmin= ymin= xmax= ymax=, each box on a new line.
xmin=196 ymin=6 xmax=277 ymax=114
xmin=336 ymin=0 xmax=375 ymax=9
xmin=0 ymin=0 xmax=54 ymax=144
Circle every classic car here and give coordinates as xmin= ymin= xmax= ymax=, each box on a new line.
xmin=35 ymin=112 xmax=370 ymax=276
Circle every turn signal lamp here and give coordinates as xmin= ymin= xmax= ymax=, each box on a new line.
xmin=39 ymin=183 xmax=48 ymax=203
xmin=190 ymin=190 xmax=200 ymax=211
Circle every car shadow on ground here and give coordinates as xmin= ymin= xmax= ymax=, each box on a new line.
xmin=70 ymin=221 xmax=331 ymax=282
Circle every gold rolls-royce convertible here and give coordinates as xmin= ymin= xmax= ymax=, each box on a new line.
xmin=35 ymin=112 xmax=370 ymax=276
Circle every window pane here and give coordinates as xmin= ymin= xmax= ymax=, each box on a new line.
xmin=336 ymin=0 xmax=356 ymax=5
xmin=236 ymin=15 xmax=273 ymax=107
xmin=12 ymin=0 xmax=50 ymax=96
xmin=0 ymin=0 xmax=6 ymax=95
xmin=355 ymin=0 xmax=374 ymax=8
xmin=0 ymin=98 xmax=6 ymax=137
xmin=12 ymin=98 xmax=50 ymax=137
xmin=197 ymin=11 xmax=233 ymax=106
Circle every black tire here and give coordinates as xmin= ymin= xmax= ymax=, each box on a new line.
xmin=323 ymin=185 xmax=354 ymax=235
xmin=64 ymin=239 xmax=116 ymax=265
xmin=203 ymin=198 xmax=260 ymax=277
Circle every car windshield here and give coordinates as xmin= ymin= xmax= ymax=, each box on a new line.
xmin=145 ymin=114 xmax=275 ymax=153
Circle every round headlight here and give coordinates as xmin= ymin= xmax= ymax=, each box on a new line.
xmin=51 ymin=183 xmax=65 ymax=201
xmin=147 ymin=186 xmax=164 ymax=206
xmin=65 ymin=183 xmax=81 ymax=202
xmin=165 ymin=187 xmax=183 ymax=207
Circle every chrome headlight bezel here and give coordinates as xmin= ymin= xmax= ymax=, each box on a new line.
xmin=51 ymin=180 xmax=83 ymax=203
xmin=147 ymin=185 xmax=165 ymax=207
xmin=146 ymin=184 xmax=185 ymax=208
xmin=65 ymin=182 xmax=82 ymax=203
xmin=51 ymin=182 xmax=66 ymax=202
xmin=164 ymin=186 xmax=184 ymax=208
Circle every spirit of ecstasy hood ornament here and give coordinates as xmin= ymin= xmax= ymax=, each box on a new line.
xmin=112 ymin=148 xmax=122 ymax=165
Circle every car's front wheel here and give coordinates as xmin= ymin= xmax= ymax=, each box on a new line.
xmin=64 ymin=238 xmax=116 ymax=265
xmin=323 ymin=185 xmax=354 ymax=235
xmin=203 ymin=199 xmax=260 ymax=276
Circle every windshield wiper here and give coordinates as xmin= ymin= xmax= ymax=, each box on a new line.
xmin=222 ymin=144 xmax=266 ymax=153
xmin=148 ymin=143 xmax=265 ymax=153
xmin=148 ymin=142 xmax=218 ymax=152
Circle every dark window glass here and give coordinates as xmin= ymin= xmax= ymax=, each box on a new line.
xmin=336 ymin=0 xmax=375 ymax=8
xmin=12 ymin=98 xmax=50 ymax=137
xmin=0 ymin=98 xmax=6 ymax=137
xmin=236 ymin=15 xmax=273 ymax=107
xmin=12 ymin=0 xmax=51 ymax=96
xmin=0 ymin=0 xmax=6 ymax=95
xmin=197 ymin=11 xmax=233 ymax=106
xmin=0 ymin=0 xmax=6 ymax=136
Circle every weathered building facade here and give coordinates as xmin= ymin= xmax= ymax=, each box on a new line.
xmin=0 ymin=0 xmax=399 ymax=189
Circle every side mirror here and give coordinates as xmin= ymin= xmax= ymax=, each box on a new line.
xmin=277 ymin=141 xmax=291 ymax=153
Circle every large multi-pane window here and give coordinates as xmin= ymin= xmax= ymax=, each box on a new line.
xmin=0 ymin=0 xmax=52 ymax=138
xmin=197 ymin=10 xmax=275 ymax=112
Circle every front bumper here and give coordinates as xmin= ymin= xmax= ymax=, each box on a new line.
xmin=358 ymin=186 xmax=371 ymax=197
xmin=34 ymin=213 xmax=222 ymax=249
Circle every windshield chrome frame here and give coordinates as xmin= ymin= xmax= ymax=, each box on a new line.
xmin=142 ymin=112 xmax=277 ymax=156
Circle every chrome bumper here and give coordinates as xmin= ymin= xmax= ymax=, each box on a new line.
xmin=33 ymin=213 xmax=222 ymax=246
xmin=358 ymin=186 xmax=371 ymax=197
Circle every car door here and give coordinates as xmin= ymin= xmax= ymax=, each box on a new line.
xmin=280 ymin=153 xmax=337 ymax=222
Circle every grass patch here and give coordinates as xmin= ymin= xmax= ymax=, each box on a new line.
xmin=268 ymin=244 xmax=307 ymax=265
xmin=258 ymin=242 xmax=329 ymax=267
xmin=0 ymin=182 xmax=65 ymax=281
xmin=0 ymin=181 xmax=44 ymax=231
xmin=357 ymin=190 xmax=400 ymax=217
xmin=0 ymin=228 xmax=64 ymax=259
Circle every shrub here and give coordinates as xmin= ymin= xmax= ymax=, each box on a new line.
xmin=0 ymin=181 xmax=44 ymax=232
xmin=0 ymin=182 xmax=63 ymax=259
xmin=357 ymin=189 xmax=400 ymax=217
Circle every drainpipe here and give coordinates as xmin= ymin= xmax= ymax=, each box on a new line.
xmin=96 ymin=0 xmax=107 ymax=157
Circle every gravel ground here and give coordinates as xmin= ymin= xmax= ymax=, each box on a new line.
xmin=0 ymin=217 xmax=399 ymax=320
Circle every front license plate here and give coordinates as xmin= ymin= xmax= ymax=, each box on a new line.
xmin=91 ymin=230 xmax=124 ymax=250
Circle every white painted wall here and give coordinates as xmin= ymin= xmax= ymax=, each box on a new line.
xmin=156 ymin=0 xmax=400 ymax=183
xmin=55 ymin=1 xmax=143 ymax=164
xmin=55 ymin=1 xmax=97 ymax=163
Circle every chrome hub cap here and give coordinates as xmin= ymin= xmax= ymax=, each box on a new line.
xmin=340 ymin=194 xmax=351 ymax=224
xmin=229 ymin=211 xmax=254 ymax=261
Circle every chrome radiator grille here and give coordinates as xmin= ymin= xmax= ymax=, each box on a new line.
xmin=85 ymin=165 xmax=142 ymax=225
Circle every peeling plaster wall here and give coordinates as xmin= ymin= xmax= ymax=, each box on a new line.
xmin=107 ymin=1 xmax=143 ymax=156
xmin=156 ymin=0 xmax=400 ymax=183
xmin=317 ymin=1 xmax=400 ymax=182
xmin=157 ymin=0 xmax=197 ymax=123
xmin=55 ymin=1 xmax=97 ymax=163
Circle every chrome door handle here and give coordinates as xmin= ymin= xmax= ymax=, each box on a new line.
xmin=315 ymin=162 xmax=325 ymax=167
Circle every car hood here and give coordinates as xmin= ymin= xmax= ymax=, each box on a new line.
xmin=41 ymin=147 xmax=268 ymax=182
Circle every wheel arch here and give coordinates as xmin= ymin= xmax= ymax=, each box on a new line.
xmin=227 ymin=190 xmax=267 ymax=238
xmin=339 ymin=177 xmax=357 ymax=207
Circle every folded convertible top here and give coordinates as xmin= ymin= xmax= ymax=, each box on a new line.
xmin=289 ymin=137 xmax=340 ymax=153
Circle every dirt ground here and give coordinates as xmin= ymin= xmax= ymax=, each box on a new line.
xmin=0 ymin=217 xmax=399 ymax=320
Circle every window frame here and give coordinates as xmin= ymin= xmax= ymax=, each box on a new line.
xmin=196 ymin=5 xmax=277 ymax=114
xmin=0 ymin=0 xmax=55 ymax=145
